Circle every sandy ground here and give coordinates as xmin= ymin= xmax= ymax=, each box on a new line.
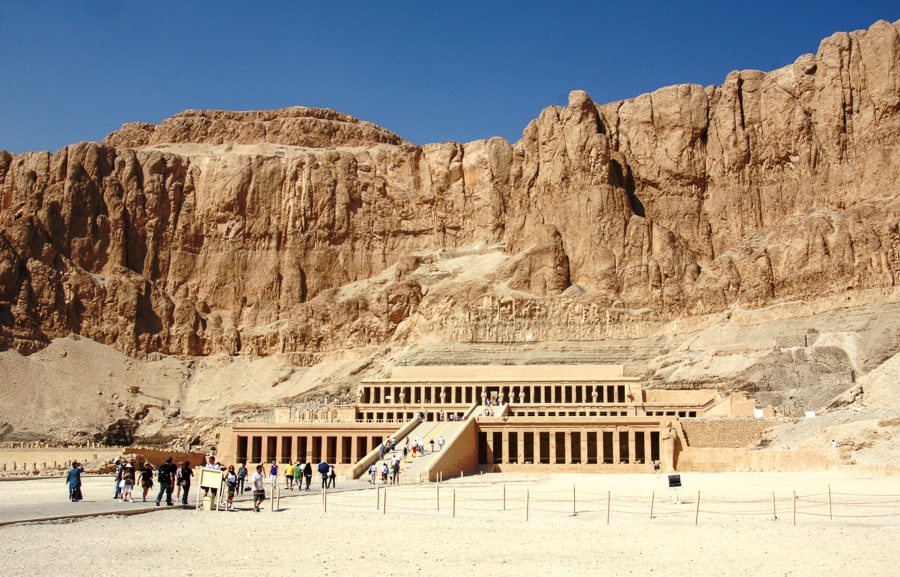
xmin=1 ymin=471 xmax=898 ymax=577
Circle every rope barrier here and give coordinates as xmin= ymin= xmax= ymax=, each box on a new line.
xmin=308 ymin=484 xmax=900 ymax=526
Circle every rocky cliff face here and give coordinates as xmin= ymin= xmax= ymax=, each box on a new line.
xmin=1 ymin=20 xmax=898 ymax=360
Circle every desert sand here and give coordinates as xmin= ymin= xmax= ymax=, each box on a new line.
xmin=1 ymin=471 xmax=898 ymax=577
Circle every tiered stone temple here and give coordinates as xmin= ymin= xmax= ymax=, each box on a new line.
xmin=217 ymin=365 xmax=754 ymax=476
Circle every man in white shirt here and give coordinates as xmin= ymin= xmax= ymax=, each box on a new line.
xmin=252 ymin=464 xmax=266 ymax=512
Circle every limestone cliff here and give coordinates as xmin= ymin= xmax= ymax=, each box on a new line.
xmin=0 ymin=19 xmax=898 ymax=362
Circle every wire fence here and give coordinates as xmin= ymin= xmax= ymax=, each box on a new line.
xmin=283 ymin=481 xmax=900 ymax=527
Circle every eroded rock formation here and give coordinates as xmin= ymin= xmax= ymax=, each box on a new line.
xmin=0 ymin=20 xmax=898 ymax=360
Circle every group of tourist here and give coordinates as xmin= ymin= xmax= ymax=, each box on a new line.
xmin=363 ymin=433 xmax=447 ymax=486
xmin=275 ymin=460 xmax=314 ymax=491
xmin=71 ymin=454 xmax=343 ymax=512
xmin=109 ymin=455 xmax=195 ymax=506
xmin=369 ymin=460 xmax=401 ymax=484
xmin=407 ymin=434 xmax=444 ymax=456
xmin=274 ymin=459 xmax=336 ymax=490
xmin=102 ymin=455 xmax=250 ymax=510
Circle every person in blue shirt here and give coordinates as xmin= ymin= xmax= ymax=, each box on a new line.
xmin=66 ymin=461 xmax=84 ymax=502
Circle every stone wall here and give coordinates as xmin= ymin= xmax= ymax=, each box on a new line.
xmin=677 ymin=447 xmax=842 ymax=472
xmin=680 ymin=419 xmax=773 ymax=448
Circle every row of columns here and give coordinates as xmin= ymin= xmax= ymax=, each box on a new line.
xmin=363 ymin=384 xmax=628 ymax=405
xmin=236 ymin=433 xmax=386 ymax=466
xmin=482 ymin=428 xmax=660 ymax=466
xmin=359 ymin=409 xmax=467 ymax=423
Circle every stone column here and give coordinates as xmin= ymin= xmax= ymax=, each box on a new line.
xmin=580 ymin=430 xmax=589 ymax=465
xmin=350 ymin=434 xmax=359 ymax=464
xmin=548 ymin=431 xmax=557 ymax=465
xmin=501 ymin=431 xmax=510 ymax=464
xmin=336 ymin=435 xmax=345 ymax=465
xmin=564 ymin=432 xmax=573 ymax=465
xmin=259 ymin=435 xmax=266 ymax=462
xmin=302 ymin=435 xmax=312 ymax=463
xmin=612 ymin=429 xmax=621 ymax=464
xmin=628 ymin=429 xmax=636 ymax=464
xmin=644 ymin=430 xmax=653 ymax=466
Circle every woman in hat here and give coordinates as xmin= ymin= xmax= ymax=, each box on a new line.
xmin=119 ymin=460 xmax=136 ymax=502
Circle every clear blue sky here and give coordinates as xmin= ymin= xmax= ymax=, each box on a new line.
xmin=0 ymin=1 xmax=897 ymax=154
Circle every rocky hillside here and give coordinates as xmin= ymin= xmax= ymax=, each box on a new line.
xmin=0 ymin=21 xmax=899 ymax=448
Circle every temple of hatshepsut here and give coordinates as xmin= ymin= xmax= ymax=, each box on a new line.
xmin=217 ymin=364 xmax=786 ymax=480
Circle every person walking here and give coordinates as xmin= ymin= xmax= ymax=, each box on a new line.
xmin=179 ymin=461 xmax=193 ymax=506
xmin=236 ymin=463 xmax=248 ymax=494
xmin=119 ymin=460 xmax=135 ymax=502
xmin=112 ymin=457 xmax=123 ymax=500
xmin=303 ymin=461 xmax=312 ymax=491
xmin=174 ymin=461 xmax=184 ymax=503
xmin=224 ymin=465 xmax=238 ymax=511
xmin=284 ymin=461 xmax=294 ymax=490
xmin=318 ymin=460 xmax=329 ymax=489
xmin=66 ymin=461 xmax=84 ymax=502
xmin=268 ymin=461 xmax=278 ymax=492
xmin=251 ymin=464 xmax=266 ymax=512
xmin=139 ymin=462 xmax=154 ymax=502
xmin=294 ymin=461 xmax=303 ymax=490
xmin=155 ymin=456 xmax=175 ymax=506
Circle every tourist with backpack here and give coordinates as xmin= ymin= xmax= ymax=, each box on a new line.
xmin=155 ymin=456 xmax=175 ymax=506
